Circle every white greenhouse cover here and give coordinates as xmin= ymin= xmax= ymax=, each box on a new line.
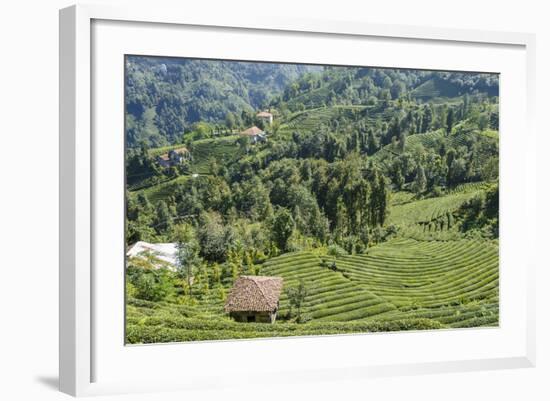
xmin=126 ymin=241 xmax=178 ymax=270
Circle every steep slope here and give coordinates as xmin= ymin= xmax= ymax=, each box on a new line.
xmin=126 ymin=56 xmax=321 ymax=147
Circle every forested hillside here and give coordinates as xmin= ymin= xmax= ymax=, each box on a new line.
xmin=125 ymin=57 xmax=499 ymax=343
xmin=125 ymin=57 xmax=320 ymax=147
xmin=125 ymin=58 xmax=497 ymax=148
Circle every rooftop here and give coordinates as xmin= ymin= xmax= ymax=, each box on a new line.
xmin=171 ymin=147 xmax=189 ymax=154
xmin=225 ymin=276 xmax=284 ymax=313
xmin=240 ymin=126 xmax=264 ymax=136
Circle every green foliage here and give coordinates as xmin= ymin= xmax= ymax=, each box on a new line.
xmin=124 ymin=58 xmax=500 ymax=343
xmin=457 ymin=184 xmax=499 ymax=238
xmin=412 ymin=165 xmax=427 ymax=194
xmin=173 ymin=223 xmax=201 ymax=296
xmin=126 ymin=235 xmax=498 ymax=343
xmin=126 ymin=265 xmax=177 ymax=302
xmin=197 ymin=211 xmax=235 ymax=262
xmin=126 ymin=312 xmax=445 ymax=343
xmin=126 ymin=57 xmax=319 ymax=147
xmin=270 ymin=208 xmax=295 ymax=252
xmin=285 ymin=279 xmax=310 ymax=322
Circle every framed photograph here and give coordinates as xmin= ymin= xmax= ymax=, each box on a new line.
xmin=59 ymin=4 xmax=536 ymax=396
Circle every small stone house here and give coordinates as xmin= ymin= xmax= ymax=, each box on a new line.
xmin=156 ymin=147 xmax=191 ymax=168
xmin=239 ymin=126 xmax=267 ymax=144
xmin=225 ymin=276 xmax=284 ymax=323
xmin=157 ymin=154 xmax=172 ymax=168
xmin=256 ymin=110 xmax=273 ymax=125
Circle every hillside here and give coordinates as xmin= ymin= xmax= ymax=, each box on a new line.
xmin=125 ymin=57 xmax=500 ymax=343
xmin=127 ymin=238 xmax=497 ymax=342
xmin=273 ymin=66 xmax=498 ymax=111
xmin=125 ymin=56 xmax=320 ymax=147
xmin=125 ymin=57 xmax=498 ymax=149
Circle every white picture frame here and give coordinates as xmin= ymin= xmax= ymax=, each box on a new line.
xmin=59 ymin=4 xmax=536 ymax=397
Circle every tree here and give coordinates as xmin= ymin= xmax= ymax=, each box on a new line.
xmin=285 ymin=279 xmax=309 ymax=322
xmin=327 ymin=244 xmax=347 ymax=267
xmin=271 ymin=208 xmax=295 ymax=252
xmin=413 ymin=165 xmax=427 ymax=194
xmin=173 ymin=223 xmax=200 ymax=297
xmin=421 ymin=105 xmax=433 ymax=133
xmin=477 ymin=113 xmax=490 ymax=130
xmin=448 ymin=158 xmax=467 ymax=186
xmin=446 ymin=108 xmax=454 ymax=134
xmin=366 ymin=128 xmax=379 ymax=154
xmin=393 ymin=169 xmax=405 ymax=190
xmin=127 ymin=265 xmax=176 ymax=302
xmin=154 ymin=200 xmax=173 ymax=235
xmin=485 ymin=185 xmax=499 ymax=220
xmin=367 ymin=168 xmax=387 ymax=227
xmin=390 ymin=80 xmax=406 ymax=99
xmin=461 ymin=94 xmax=470 ymax=119
xmin=197 ymin=211 xmax=234 ymax=262
xmin=379 ymin=89 xmax=391 ymax=106
xmin=397 ymin=130 xmax=407 ymax=152
xmin=237 ymin=135 xmax=249 ymax=151
xmin=225 ymin=112 xmax=236 ymax=130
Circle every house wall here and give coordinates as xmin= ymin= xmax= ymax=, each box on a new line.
xmin=230 ymin=311 xmax=277 ymax=323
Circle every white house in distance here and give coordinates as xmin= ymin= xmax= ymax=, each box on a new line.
xmin=240 ymin=126 xmax=268 ymax=144
xmin=157 ymin=147 xmax=191 ymax=168
xmin=126 ymin=241 xmax=178 ymax=270
xmin=256 ymin=110 xmax=273 ymax=125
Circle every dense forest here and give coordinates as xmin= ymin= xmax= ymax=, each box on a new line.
xmin=125 ymin=57 xmax=320 ymax=147
xmin=125 ymin=56 xmax=499 ymax=343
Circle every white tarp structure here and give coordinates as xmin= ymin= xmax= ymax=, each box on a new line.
xmin=126 ymin=241 xmax=178 ymax=270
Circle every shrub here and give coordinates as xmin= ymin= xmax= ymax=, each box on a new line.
xmin=128 ymin=267 xmax=177 ymax=302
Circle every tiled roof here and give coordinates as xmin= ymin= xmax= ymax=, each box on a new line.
xmin=240 ymin=126 xmax=264 ymax=136
xmin=171 ymin=147 xmax=189 ymax=154
xmin=225 ymin=276 xmax=283 ymax=313
xmin=256 ymin=111 xmax=273 ymax=118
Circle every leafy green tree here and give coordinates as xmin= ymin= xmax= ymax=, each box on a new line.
xmin=173 ymin=223 xmax=201 ymax=297
xmin=485 ymin=185 xmax=499 ymax=220
xmin=413 ymin=165 xmax=427 ymax=194
xmin=197 ymin=211 xmax=234 ymax=262
xmin=271 ymin=208 xmax=295 ymax=252
xmin=446 ymin=108 xmax=455 ymax=134
xmin=448 ymin=158 xmax=467 ymax=186
xmin=225 ymin=112 xmax=236 ymax=129
xmin=379 ymin=89 xmax=391 ymax=106
xmin=127 ymin=266 xmax=176 ymax=302
xmin=481 ymin=156 xmax=499 ymax=181
xmin=154 ymin=200 xmax=173 ymax=235
xmin=421 ymin=105 xmax=433 ymax=133
xmin=285 ymin=279 xmax=309 ymax=322
xmin=478 ymin=113 xmax=490 ymax=130
xmin=367 ymin=168 xmax=387 ymax=227
xmin=366 ymin=128 xmax=379 ymax=154
xmin=391 ymin=80 xmax=406 ymax=99
xmin=398 ymin=130 xmax=407 ymax=152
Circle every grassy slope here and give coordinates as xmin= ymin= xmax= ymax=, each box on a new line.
xmin=190 ymin=135 xmax=243 ymax=174
xmin=132 ymin=135 xmax=243 ymax=202
xmin=277 ymin=104 xmax=397 ymax=137
xmin=127 ymin=237 xmax=498 ymax=343
xmin=126 ymin=104 xmax=499 ymax=343
xmin=390 ymin=181 xmax=499 ymax=241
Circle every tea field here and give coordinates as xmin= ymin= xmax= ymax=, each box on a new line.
xmin=127 ymin=235 xmax=498 ymax=343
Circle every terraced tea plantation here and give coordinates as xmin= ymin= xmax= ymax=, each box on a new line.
xmin=127 ymin=237 xmax=498 ymax=342
xmin=125 ymin=59 xmax=500 ymax=344
xmin=267 ymin=240 xmax=498 ymax=325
